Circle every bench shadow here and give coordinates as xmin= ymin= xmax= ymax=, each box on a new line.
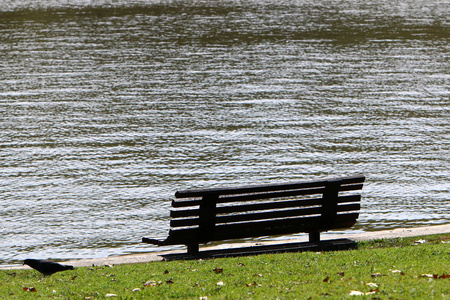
xmin=161 ymin=238 xmax=356 ymax=261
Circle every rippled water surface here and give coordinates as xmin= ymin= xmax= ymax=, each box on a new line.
xmin=0 ymin=0 xmax=449 ymax=266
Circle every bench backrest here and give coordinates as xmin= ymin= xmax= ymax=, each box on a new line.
xmin=165 ymin=175 xmax=365 ymax=245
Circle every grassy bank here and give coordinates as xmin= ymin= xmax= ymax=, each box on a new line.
xmin=1 ymin=234 xmax=449 ymax=299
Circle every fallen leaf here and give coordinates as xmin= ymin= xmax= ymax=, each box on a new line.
xmin=366 ymin=282 xmax=378 ymax=288
xmin=144 ymin=280 xmax=155 ymax=287
xmin=371 ymin=273 xmax=383 ymax=278
xmin=238 ymin=263 xmax=245 ymax=267
xmin=423 ymin=273 xmax=450 ymax=279
xmin=216 ymin=281 xmax=224 ymax=286
xmin=144 ymin=280 xmax=162 ymax=287
xmin=246 ymin=281 xmax=261 ymax=287
xmin=213 ymin=268 xmax=223 ymax=273
xmin=349 ymin=290 xmax=365 ymax=295
xmin=166 ymin=279 xmax=174 ymax=284
xmin=105 ymin=294 xmax=117 ymax=297
xmin=323 ymin=276 xmax=330 ymax=283
xmin=164 ymin=270 xmax=169 ymax=274
xmin=391 ymin=270 xmax=405 ymax=275
xmin=349 ymin=289 xmax=379 ymax=296
xmin=366 ymin=288 xmax=380 ymax=295
xmin=23 ymin=287 xmax=37 ymax=292
xmin=132 ymin=288 xmax=141 ymax=292
xmin=414 ymin=239 xmax=427 ymax=244
xmin=337 ymin=271 xmax=345 ymax=276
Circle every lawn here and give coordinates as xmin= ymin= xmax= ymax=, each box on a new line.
xmin=1 ymin=234 xmax=449 ymax=299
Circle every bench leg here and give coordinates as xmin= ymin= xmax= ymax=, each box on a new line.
xmin=309 ymin=232 xmax=320 ymax=243
xmin=187 ymin=244 xmax=199 ymax=255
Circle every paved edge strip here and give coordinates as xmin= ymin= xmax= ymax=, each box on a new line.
xmin=2 ymin=223 xmax=449 ymax=270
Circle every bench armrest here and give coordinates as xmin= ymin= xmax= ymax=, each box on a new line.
xmin=142 ymin=237 xmax=166 ymax=246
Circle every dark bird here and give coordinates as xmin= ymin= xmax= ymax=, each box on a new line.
xmin=23 ymin=259 xmax=74 ymax=276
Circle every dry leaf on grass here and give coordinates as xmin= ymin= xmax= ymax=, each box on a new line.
xmin=420 ymin=273 xmax=450 ymax=279
xmin=366 ymin=289 xmax=379 ymax=294
xmin=366 ymin=282 xmax=378 ymax=288
xmin=349 ymin=289 xmax=379 ymax=296
xmin=144 ymin=280 xmax=163 ymax=287
xmin=246 ymin=281 xmax=261 ymax=287
xmin=414 ymin=239 xmax=427 ymax=245
xmin=349 ymin=290 xmax=364 ymax=296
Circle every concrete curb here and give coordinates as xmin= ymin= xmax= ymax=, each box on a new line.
xmin=3 ymin=223 xmax=449 ymax=270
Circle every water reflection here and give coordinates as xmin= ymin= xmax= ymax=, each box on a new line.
xmin=0 ymin=0 xmax=448 ymax=266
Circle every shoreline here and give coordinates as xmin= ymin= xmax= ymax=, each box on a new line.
xmin=2 ymin=223 xmax=449 ymax=270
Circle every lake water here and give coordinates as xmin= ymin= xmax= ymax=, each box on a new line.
xmin=0 ymin=0 xmax=448 ymax=266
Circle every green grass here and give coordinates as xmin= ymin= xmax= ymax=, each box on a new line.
xmin=1 ymin=234 xmax=449 ymax=299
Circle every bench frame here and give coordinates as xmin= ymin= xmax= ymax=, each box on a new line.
xmin=143 ymin=175 xmax=365 ymax=255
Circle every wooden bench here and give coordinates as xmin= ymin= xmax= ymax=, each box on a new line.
xmin=143 ymin=175 xmax=365 ymax=255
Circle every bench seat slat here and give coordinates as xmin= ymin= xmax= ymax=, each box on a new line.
xmin=170 ymin=203 xmax=360 ymax=227
xmin=171 ymin=207 xmax=322 ymax=227
xmin=170 ymin=194 xmax=361 ymax=219
xmin=339 ymin=183 xmax=364 ymax=192
xmin=172 ymin=187 xmax=325 ymax=208
xmin=171 ymin=197 xmax=321 ymax=218
xmin=210 ymin=213 xmax=359 ymax=241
